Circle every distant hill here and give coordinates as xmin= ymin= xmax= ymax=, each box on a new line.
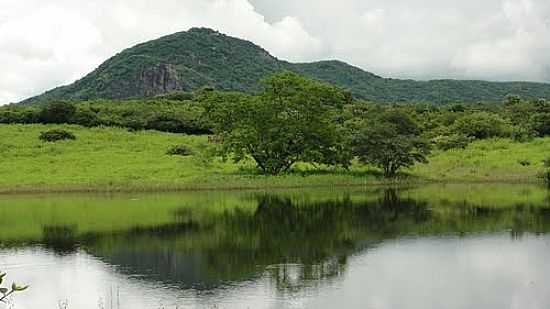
xmin=22 ymin=27 xmax=550 ymax=104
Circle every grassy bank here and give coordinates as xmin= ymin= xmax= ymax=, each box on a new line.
xmin=0 ymin=124 xmax=548 ymax=193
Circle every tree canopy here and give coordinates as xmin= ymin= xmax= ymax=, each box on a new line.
xmin=202 ymin=71 xmax=351 ymax=175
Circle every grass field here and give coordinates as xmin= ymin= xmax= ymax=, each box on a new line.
xmin=0 ymin=124 xmax=549 ymax=193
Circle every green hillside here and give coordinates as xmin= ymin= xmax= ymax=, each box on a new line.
xmin=23 ymin=27 xmax=550 ymax=104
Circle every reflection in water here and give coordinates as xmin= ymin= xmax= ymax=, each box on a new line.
xmin=1 ymin=186 xmax=550 ymax=309
xmin=42 ymin=225 xmax=79 ymax=254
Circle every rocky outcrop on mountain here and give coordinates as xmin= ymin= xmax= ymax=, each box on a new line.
xmin=139 ymin=64 xmax=185 ymax=97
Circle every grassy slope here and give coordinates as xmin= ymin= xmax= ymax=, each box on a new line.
xmin=0 ymin=124 xmax=548 ymax=192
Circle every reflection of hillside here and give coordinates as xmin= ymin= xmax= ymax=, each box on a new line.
xmin=7 ymin=187 xmax=550 ymax=294
xmin=83 ymin=190 xmax=433 ymax=291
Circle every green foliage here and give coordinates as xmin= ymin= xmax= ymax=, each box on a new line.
xmin=155 ymin=91 xmax=194 ymax=101
xmin=1 ymin=124 xmax=549 ymax=190
xmin=1 ymin=99 xmax=211 ymax=134
xmin=433 ymin=134 xmax=472 ymax=150
xmin=510 ymin=125 xmax=536 ymax=142
xmin=529 ymin=113 xmax=550 ymax=136
xmin=166 ymin=144 xmax=193 ymax=156
xmin=38 ymin=101 xmax=76 ymax=124
xmin=203 ymin=72 xmax=351 ymax=174
xmin=21 ymin=28 xmax=550 ymax=105
xmin=39 ymin=129 xmax=76 ymax=142
xmin=352 ymin=115 xmax=431 ymax=177
xmin=452 ymin=112 xmax=510 ymax=139
xmin=0 ymin=272 xmax=28 ymax=303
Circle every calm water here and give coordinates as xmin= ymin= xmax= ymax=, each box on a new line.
xmin=1 ymin=184 xmax=550 ymax=309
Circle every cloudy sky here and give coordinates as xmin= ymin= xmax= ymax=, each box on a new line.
xmin=1 ymin=0 xmax=550 ymax=104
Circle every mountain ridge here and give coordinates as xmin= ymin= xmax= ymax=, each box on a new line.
xmin=22 ymin=27 xmax=550 ymax=104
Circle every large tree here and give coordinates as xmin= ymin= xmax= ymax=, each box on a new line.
xmin=201 ymin=72 xmax=352 ymax=175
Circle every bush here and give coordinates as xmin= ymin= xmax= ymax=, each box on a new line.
xmin=38 ymin=101 xmax=77 ymax=124
xmin=71 ymin=109 xmax=100 ymax=127
xmin=529 ymin=113 xmax=550 ymax=137
xmin=166 ymin=144 xmax=193 ymax=156
xmin=433 ymin=134 xmax=472 ymax=150
xmin=538 ymin=169 xmax=550 ymax=187
xmin=511 ymin=126 xmax=536 ymax=143
xmin=155 ymin=91 xmax=194 ymax=101
xmin=517 ymin=159 xmax=531 ymax=167
xmin=452 ymin=112 xmax=510 ymax=139
xmin=39 ymin=129 xmax=76 ymax=142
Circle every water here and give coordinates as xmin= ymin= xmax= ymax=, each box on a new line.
xmin=1 ymin=184 xmax=550 ymax=309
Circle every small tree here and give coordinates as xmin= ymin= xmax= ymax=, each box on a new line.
xmin=352 ymin=115 xmax=431 ymax=177
xmin=38 ymin=101 xmax=77 ymax=124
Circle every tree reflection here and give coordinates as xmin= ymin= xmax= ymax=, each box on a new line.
xmin=5 ymin=187 xmax=550 ymax=296
xmin=86 ymin=189 xmax=432 ymax=292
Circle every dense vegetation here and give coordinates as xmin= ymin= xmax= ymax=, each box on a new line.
xmin=3 ymin=71 xmax=550 ymax=181
xmin=20 ymin=28 xmax=550 ymax=105
xmin=1 ymin=98 xmax=210 ymax=135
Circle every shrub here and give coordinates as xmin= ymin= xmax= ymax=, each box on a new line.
xmin=71 ymin=109 xmax=100 ymax=127
xmin=166 ymin=144 xmax=193 ymax=156
xmin=517 ymin=159 xmax=531 ymax=167
xmin=155 ymin=91 xmax=194 ymax=101
xmin=538 ymin=169 xmax=550 ymax=187
xmin=433 ymin=134 xmax=472 ymax=150
xmin=452 ymin=112 xmax=510 ymax=139
xmin=529 ymin=113 xmax=550 ymax=137
xmin=39 ymin=129 xmax=76 ymax=142
xmin=511 ymin=126 xmax=536 ymax=143
xmin=38 ymin=101 xmax=77 ymax=124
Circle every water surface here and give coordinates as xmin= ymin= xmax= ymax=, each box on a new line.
xmin=1 ymin=184 xmax=549 ymax=309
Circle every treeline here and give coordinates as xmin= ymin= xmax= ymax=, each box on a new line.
xmin=0 ymin=95 xmax=211 ymax=135
xmin=1 ymin=72 xmax=550 ymax=176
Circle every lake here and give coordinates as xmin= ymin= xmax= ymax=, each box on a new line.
xmin=1 ymin=184 xmax=550 ymax=309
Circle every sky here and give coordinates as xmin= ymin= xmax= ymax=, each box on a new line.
xmin=1 ymin=0 xmax=550 ymax=104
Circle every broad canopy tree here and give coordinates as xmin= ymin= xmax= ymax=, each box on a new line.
xmin=201 ymin=71 xmax=352 ymax=175
xmin=351 ymin=111 xmax=431 ymax=177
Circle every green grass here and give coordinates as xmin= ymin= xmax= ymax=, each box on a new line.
xmin=411 ymin=138 xmax=550 ymax=182
xmin=0 ymin=124 xmax=548 ymax=192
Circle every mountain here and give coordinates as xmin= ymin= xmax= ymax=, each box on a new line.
xmin=22 ymin=27 xmax=550 ymax=104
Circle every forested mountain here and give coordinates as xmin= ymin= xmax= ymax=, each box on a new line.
xmin=22 ymin=27 xmax=550 ymax=104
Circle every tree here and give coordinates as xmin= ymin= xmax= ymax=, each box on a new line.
xmin=201 ymin=72 xmax=351 ymax=175
xmin=529 ymin=113 xmax=550 ymax=136
xmin=38 ymin=101 xmax=76 ymax=124
xmin=352 ymin=113 xmax=431 ymax=177
xmin=452 ymin=112 xmax=510 ymax=139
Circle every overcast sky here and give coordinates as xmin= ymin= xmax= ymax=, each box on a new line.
xmin=1 ymin=0 xmax=550 ymax=104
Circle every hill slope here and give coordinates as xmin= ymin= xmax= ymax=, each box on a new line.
xmin=23 ymin=28 xmax=550 ymax=104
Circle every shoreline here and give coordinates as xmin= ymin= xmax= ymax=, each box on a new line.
xmin=0 ymin=177 xmax=543 ymax=195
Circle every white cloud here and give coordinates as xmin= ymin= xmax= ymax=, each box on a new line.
xmin=1 ymin=0 xmax=550 ymax=104
xmin=0 ymin=0 xmax=321 ymax=104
